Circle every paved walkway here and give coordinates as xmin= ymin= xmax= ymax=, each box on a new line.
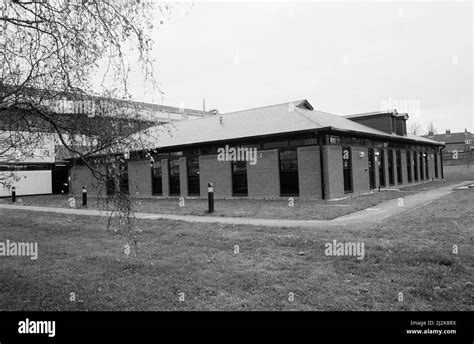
xmin=0 ymin=182 xmax=471 ymax=228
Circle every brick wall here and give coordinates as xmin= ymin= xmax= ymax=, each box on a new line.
xmin=128 ymin=160 xmax=152 ymax=197
xmin=428 ymin=152 xmax=436 ymax=181
xmin=297 ymin=146 xmax=322 ymax=199
xmin=322 ymin=145 xmax=344 ymax=199
xmin=70 ymin=164 xmax=105 ymax=196
xmin=199 ymin=154 xmax=232 ymax=198
xmin=350 ymin=146 xmax=370 ymax=194
xmin=247 ymin=149 xmax=280 ymax=198
xmin=400 ymin=150 xmax=408 ymax=186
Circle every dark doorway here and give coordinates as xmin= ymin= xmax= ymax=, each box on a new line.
xmin=388 ymin=150 xmax=394 ymax=186
xmin=396 ymin=150 xmax=402 ymax=184
xmin=169 ymin=159 xmax=181 ymax=195
xmin=368 ymin=148 xmax=376 ymax=189
xmin=379 ymin=149 xmax=386 ymax=187
xmin=425 ymin=152 xmax=429 ymax=179
xmin=342 ymin=147 xmax=353 ymax=193
xmin=52 ymin=164 xmax=69 ymax=194
xmin=279 ymin=149 xmax=299 ymax=196
xmin=413 ymin=151 xmax=419 ymax=181
xmin=434 ymin=151 xmax=439 ymax=178
xmin=406 ymin=151 xmax=412 ymax=183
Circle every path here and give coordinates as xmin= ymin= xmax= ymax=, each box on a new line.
xmin=0 ymin=182 xmax=472 ymax=228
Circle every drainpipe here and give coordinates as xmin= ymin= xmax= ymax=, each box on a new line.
xmin=440 ymin=146 xmax=444 ymax=179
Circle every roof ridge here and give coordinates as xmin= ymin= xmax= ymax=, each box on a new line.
xmin=224 ymin=99 xmax=309 ymax=115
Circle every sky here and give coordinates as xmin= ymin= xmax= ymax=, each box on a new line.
xmin=128 ymin=1 xmax=473 ymax=134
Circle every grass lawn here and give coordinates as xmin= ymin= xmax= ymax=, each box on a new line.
xmin=0 ymin=186 xmax=472 ymax=311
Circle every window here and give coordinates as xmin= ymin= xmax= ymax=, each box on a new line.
xmin=169 ymin=159 xmax=180 ymax=195
xmin=187 ymin=157 xmax=200 ymax=196
xmin=419 ymin=152 xmax=424 ymax=180
xmin=379 ymin=149 xmax=386 ymax=187
xmin=279 ymin=149 xmax=299 ymax=196
xmin=232 ymin=161 xmax=248 ymax=196
xmin=263 ymin=140 xmax=288 ymax=150
xmin=388 ymin=150 xmax=394 ymax=185
xmin=413 ymin=151 xmax=419 ymax=181
xmin=342 ymin=147 xmax=353 ymax=193
xmin=396 ymin=150 xmax=402 ymax=184
xmin=424 ymin=151 xmax=429 ymax=180
xmin=152 ymin=162 xmax=162 ymax=195
xmin=466 ymin=139 xmax=472 ymax=145
xmin=328 ymin=136 xmax=341 ymax=144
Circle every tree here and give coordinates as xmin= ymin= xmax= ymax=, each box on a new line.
xmin=0 ymin=0 xmax=173 ymax=254
xmin=426 ymin=122 xmax=437 ymax=136
xmin=408 ymin=122 xmax=423 ymax=135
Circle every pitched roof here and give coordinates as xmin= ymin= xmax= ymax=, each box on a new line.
xmin=138 ymin=100 xmax=442 ymax=149
xmin=423 ymin=131 xmax=472 ymax=144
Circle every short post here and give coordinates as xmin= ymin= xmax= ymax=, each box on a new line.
xmin=208 ymin=182 xmax=214 ymax=213
xmin=82 ymin=186 xmax=87 ymax=207
xmin=11 ymin=186 xmax=16 ymax=203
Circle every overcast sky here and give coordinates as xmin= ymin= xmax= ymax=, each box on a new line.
xmin=131 ymin=1 xmax=473 ymax=134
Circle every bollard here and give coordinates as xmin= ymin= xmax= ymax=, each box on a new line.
xmin=11 ymin=186 xmax=16 ymax=203
xmin=82 ymin=186 xmax=87 ymax=207
xmin=208 ymin=182 xmax=214 ymax=213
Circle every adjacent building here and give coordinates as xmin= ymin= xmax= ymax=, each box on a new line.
xmin=71 ymin=100 xmax=445 ymax=200
xmin=423 ymin=129 xmax=473 ymax=165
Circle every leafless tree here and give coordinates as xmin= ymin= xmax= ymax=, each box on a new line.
xmin=408 ymin=122 xmax=423 ymax=135
xmin=426 ymin=122 xmax=437 ymax=136
xmin=0 ymin=0 xmax=176 ymax=254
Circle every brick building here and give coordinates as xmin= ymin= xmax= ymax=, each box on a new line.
xmin=423 ymin=129 xmax=473 ymax=166
xmin=71 ymin=100 xmax=444 ymax=200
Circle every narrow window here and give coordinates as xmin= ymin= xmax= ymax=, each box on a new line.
xmin=342 ymin=147 xmax=353 ymax=193
xmin=232 ymin=161 xmax=248 ymax=196
xmin=413 ymin=151 xmax=419 ymax=181
xmin=152 ymin=162 xmax=162 ymax=196
xmin=279 ymin=149 xmax=299 ymax=196
xmin=396 ymin=150 xmax=402 ymax=184
xmin=406 ymin=151 xmax=412 ymax=183
xmin=379 ymin=149 xmax=386 ymax=187
xmin=187 ymin=157 xmax=200 ymax=196
xmin=388 ymin=150 xmax=394 ymax=186
xmin=169 ymin=159 xmax=180 ymax=195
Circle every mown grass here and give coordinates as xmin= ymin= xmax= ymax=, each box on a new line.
xmin=0 ymin=187 xmax=472 ymax=311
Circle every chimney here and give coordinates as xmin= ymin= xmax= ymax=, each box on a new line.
xmin=446 ymin=129 xmax=451 ymax=136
